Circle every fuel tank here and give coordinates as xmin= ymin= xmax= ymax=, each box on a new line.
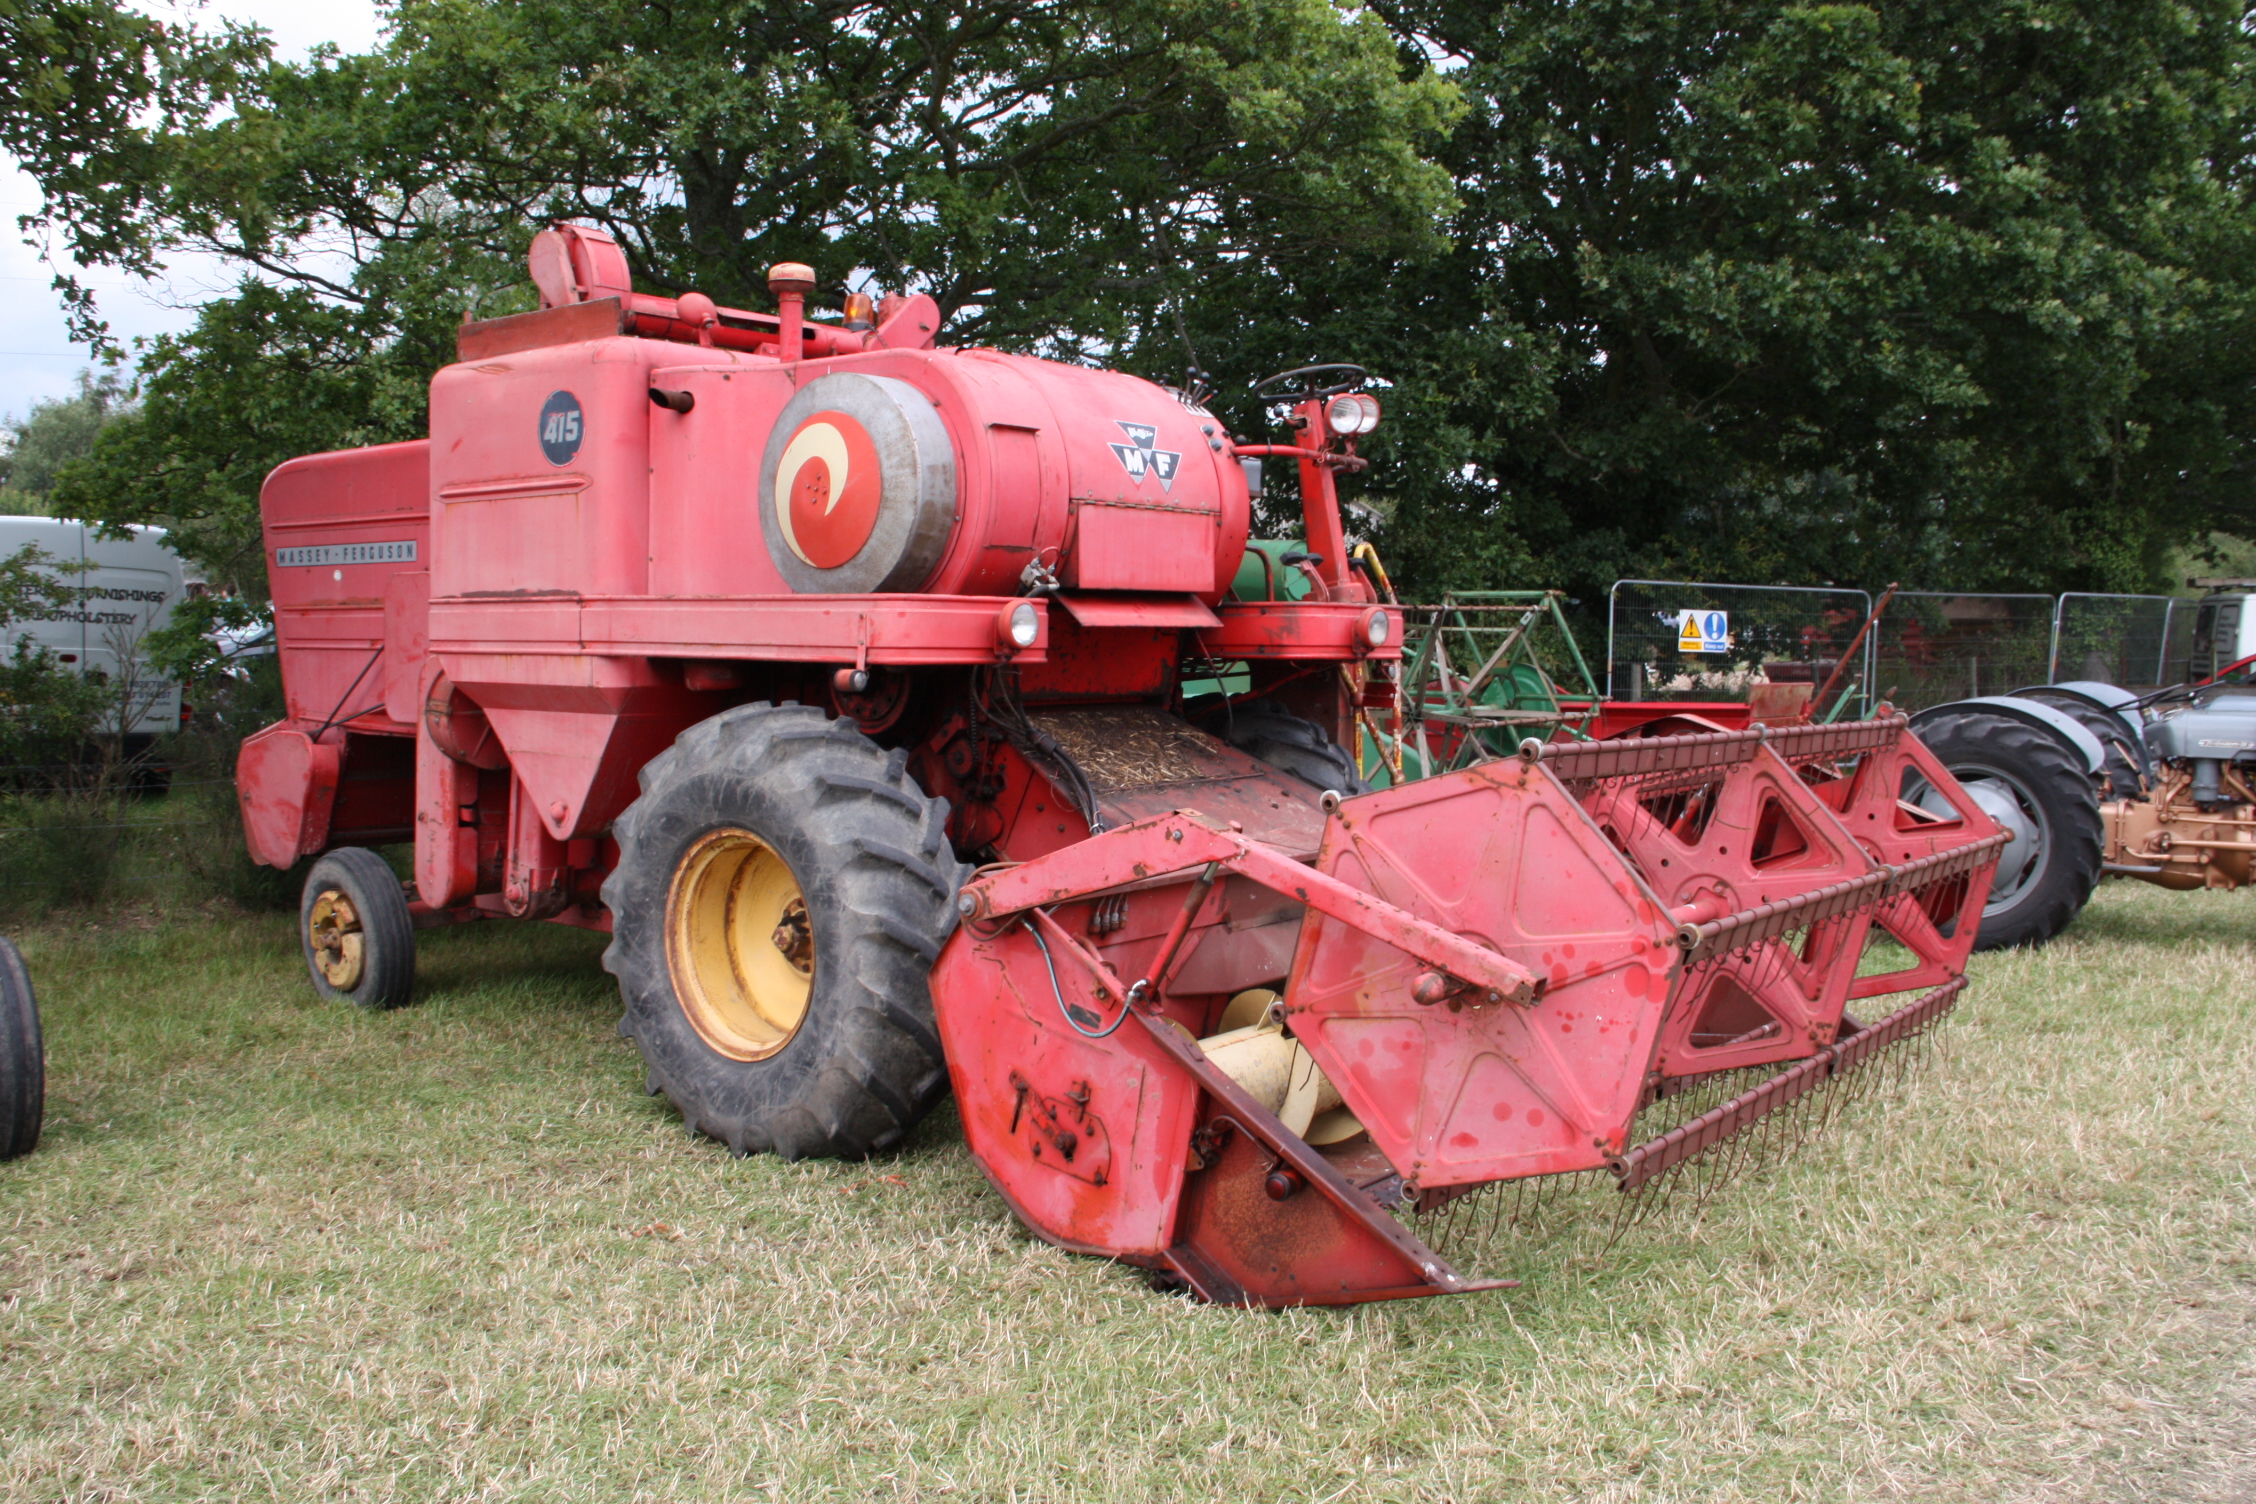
xmin=426 ymin=336 xmax=1252 ymax=603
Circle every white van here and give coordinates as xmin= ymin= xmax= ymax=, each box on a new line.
xmin=0 ymin=515 xmax=184 ymax=736
xmin=2183 ymin=579 xmax=2256 ymax=682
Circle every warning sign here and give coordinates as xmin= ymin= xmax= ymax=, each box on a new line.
xmin=1677 ymin=609 xmax=1730 ymax=654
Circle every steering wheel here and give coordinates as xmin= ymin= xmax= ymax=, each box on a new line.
xmin=1253 ymin=363 xmax=1368 ymax=403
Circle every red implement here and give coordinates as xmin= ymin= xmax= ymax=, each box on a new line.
xmin=237 ymin=221 xmax=2005 ymax=1308
xmin=931 ymin=721 xmax=2005 ymax=1304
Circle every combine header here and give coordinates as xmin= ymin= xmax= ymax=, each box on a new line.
xmin=239 ymin=225 xmax=2006 ymax=1305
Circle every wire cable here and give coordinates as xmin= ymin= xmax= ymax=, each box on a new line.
xmin=1023 ymin=914 xmax=1131 ymax=1039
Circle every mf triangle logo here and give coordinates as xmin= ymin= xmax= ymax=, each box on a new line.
xmin=1108 ymin=420 xmax=1181 ymax=493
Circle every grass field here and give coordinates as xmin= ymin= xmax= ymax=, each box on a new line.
xmin=2 ymin=881 xmax=2251 ymax=1502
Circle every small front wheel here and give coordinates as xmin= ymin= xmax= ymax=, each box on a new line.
xmin=0 ymin=935 xmax=43 ymax=1161
xmin=299 ymin=848 xmax=417 ymax=1009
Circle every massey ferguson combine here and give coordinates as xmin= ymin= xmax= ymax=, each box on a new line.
xmin=238 ymin=226 xmax=2007 ymax=1305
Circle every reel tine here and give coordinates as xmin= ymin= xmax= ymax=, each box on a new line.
xmin=1725 ymin=1105 xmax=1759 ymax=1186
xmin=1643 ymin=1163 xmax=1677 ymax=1225
xmin=1807 ymin=1067 xmax=1838 ymax=1142
xmin=1647 ymin=1154 xmax=1683 ymax=1224
xmin=1817 ymin=1055 xmax=1850 ymax=1135
xmin=1691 ymin=1137 xmax=1725 ymax=1214
xmin=1760 ymin=1090 xmax=1788 ymax=1171
xmin=1843 ymin=1051 xmax=1873 ymax=1111
xmin=1605 ymin=1176 xmax=1640 ymax=1251
xmin=1710 ymin=1131 xmax=1740 ymax=1205
xmin=1754 ymin=1092 xmax=1781 ymax=1173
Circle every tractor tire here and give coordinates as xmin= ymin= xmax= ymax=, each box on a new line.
xmin=0 ymin=936 xmax=43 ymax=1161
xmin=1221 ymin=707 xmax=1367 ymax=798
xmin=1912 ymin=712 xmax=2103 ymax=950
xmin=299 ymin=847 xmax=418 ymax=1010
xmin=602 ymin=703 xmax=966 ymax=1161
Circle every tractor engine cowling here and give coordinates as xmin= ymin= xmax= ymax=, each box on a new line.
xmin=427 ymin=335 xmax=1250 ymax=604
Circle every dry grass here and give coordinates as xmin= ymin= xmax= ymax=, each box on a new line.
xmin=1 ymin=882 xmax=2251 ymax=1502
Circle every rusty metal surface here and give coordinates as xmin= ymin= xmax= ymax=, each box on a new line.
xmin=1525 ymin=726 xmax=1766 ymax=783
xmin=1680 ymin=868 xmax=1891 ymax=961
xmin=1761 ymin=714 xmax=1910 ymax=762
xmin=1029 ymin=707 xmax=1330 ymax=855
xmin=1132 ymin=1004 xmax=1509 ymax=1306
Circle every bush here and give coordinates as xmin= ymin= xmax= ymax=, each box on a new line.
xmin=172 ymin=781 xmax=301 ymax=911
xmin=0 ymin=792 xmax=125 ymax=918
xmin=0 ymin=648 xmax=301 ymax=919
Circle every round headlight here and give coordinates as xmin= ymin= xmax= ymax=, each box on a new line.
xmin=1326 ymin=393 xmax=1381 ymax=436
xmin=1360 ymin=609 xmax=1393 ymax=649
xmin=1001 ymin=600 xmax=1040 ymax=649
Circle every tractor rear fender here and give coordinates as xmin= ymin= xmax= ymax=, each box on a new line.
xmin=1909 ymin=697 xmax=2105 ymax=776
xmin=2005 ymin=681 xmax=2153 ymax=787
xmin=2035 ymin=680 xmax=2145 ymax=734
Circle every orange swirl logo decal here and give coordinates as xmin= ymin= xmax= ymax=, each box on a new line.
xmin=774 ymin=411 xmax=883 ymax=569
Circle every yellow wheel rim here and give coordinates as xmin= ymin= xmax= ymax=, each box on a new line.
xmin=308 ymin=888 xmax=366 ymax=990
xmin=666 ymin=829 xmax=815 ymax=1062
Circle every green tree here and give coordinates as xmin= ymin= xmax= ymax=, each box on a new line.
xmin=1296 ymin=0 xmax=2256 ymax=599
xmin=0 ymin=367 xmax=132 ymax=508
xmin=23 ymin=0 xmax=2252 ymax=608
xmin=29 ymin=0 xmax=1459 ymax=593
xmin=0 ymin=0 xmax=262 ymax=341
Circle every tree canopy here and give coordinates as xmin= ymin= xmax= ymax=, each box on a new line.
xmin=1319 ymin=0 xmax=2256 ymax=599
xmin=0 ymin=366 xmax=131 ymax=507
xmin=21 ymin=0 xmax=1460 ymax=592
xmin=7 ymin=0 xmax=2253 ymax=601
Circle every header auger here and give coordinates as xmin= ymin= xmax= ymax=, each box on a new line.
xmin=239 ymin=223 xmax=2006 ymax=1305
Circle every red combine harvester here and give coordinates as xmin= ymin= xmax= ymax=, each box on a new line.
xmin=238 ymin=226 xmax=2007 ymax=1305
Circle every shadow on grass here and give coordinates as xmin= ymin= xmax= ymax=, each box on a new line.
xmin=410 ymin=918 xmax=616 ymax=1016
xmin=2055 ymin=881 xmax=2255 ymax=952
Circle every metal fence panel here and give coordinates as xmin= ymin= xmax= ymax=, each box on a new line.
xmin=1866 ymin=593 xmax=2056 ymax=712
xmin=1606 ymin=581 xmax=1873 ymax=714
xmin=2049 ymin=593 xmax=2192 ymax=690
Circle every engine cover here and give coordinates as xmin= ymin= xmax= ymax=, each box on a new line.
xmin=2146 ymin=700 xmax=2256 ymax=764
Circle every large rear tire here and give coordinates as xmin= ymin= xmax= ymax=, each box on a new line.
xmin=299 ymin=848 xmax=417 ymax=1010
xmin=0 ymin=936 xmax=42 ymax=1161
xmin=602 ymin=703 xmax=966 ymax=1160
xmin=1910 ymin=713 xmax=2103 ymax=949
xmin=1218 ymin=707 xmax=1367 ymax=798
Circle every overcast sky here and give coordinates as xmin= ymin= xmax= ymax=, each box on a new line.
xmin=0 ymin=0 xmax=386 ymax=424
